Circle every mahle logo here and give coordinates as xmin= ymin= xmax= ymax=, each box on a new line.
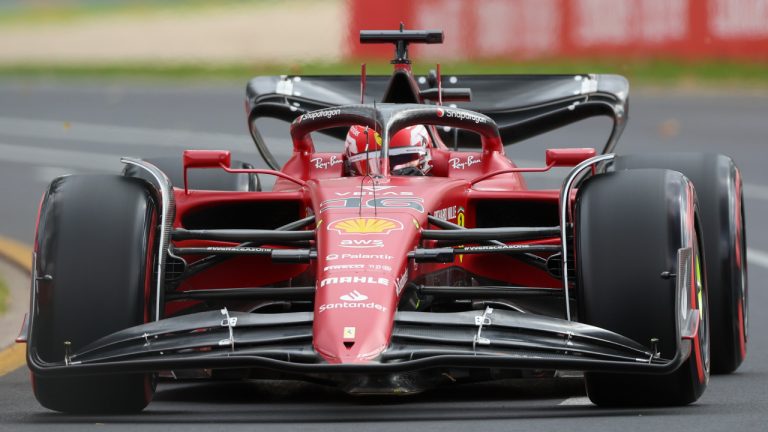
xmin=328 ymin=217 xmax=403 ymax=235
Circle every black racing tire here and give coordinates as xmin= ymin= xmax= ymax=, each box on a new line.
xmin=123 ymin=156 xmax=260 ymax=191
xmin=615 ymin=153 xmax=747 ymax=374
xmin=30 ymin=175 xmax=157 ymax=413
xmin=576 ymin=169 xmax=710 ymax=406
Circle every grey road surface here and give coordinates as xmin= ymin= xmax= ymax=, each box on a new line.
xmin=0 ymin=79 xmax=766 ymax=431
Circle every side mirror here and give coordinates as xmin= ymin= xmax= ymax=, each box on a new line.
xmin=545 ymin=148 xmax=596 ymax=167
xmin=182 ymin=150 xmax=231 ymax=193
xmin=183 ymin=150 xmax=231 ymax=169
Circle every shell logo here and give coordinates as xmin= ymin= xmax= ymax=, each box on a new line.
xmin=328 ymin=217 xmax=404 ymax=235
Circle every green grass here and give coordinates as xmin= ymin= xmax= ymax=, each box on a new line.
xmin=1 ymin=59 xmax=768 ymax=87
xmin=0 ymin=275 xmax=7 ymax=315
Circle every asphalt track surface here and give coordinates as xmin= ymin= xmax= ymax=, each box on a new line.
xmin=0 ymin=80 xmax=767 ymax=431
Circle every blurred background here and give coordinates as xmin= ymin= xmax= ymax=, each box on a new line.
xmin=0 ymin=0 xmax=767 ymax=80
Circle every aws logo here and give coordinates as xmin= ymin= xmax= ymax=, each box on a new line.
xmin=328 ymin=217 xmax=403 ymax=235
xmin=339 ymin=239 xmax=384 ymax=248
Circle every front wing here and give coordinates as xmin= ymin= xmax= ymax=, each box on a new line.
xmin=27 ymin=308 xmax=688 ymax=378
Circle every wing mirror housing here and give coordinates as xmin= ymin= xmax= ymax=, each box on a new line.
xmin=545 ymin=148 xmax=597 ymax=167
xmin=182 ymin=150 xmax=231 ymax=194
xmin=183 ymin=150 xmax=231 ymax=169
xmin=181 ymin=149 xmax=306 ymax=194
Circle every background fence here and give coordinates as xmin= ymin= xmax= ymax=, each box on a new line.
xmin=346 ymin=0 xmax=768 ymax=61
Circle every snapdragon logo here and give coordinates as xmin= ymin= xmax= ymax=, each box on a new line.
xmin=300 ymin=109 xmax=341 ymax=122
xmin=444 ymin=109 xmax=487 ymax=124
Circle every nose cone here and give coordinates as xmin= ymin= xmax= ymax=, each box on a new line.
xmin=314 ymin=273 xmax=397 ymax=363
xmin=313 ymin=214 xmax=416 ymax=363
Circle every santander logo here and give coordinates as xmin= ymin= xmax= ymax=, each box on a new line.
xmin=339 ymin=290 xmax=368 ymax=301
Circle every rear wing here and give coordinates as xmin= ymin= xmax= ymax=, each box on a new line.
xmin=245 ymin=74 xmax=628 ymax=170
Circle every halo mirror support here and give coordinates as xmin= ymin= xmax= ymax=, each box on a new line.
xmin=182 ymin=150 xmax=305 ymax=194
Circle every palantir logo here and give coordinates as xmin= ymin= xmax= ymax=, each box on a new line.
xmin=339 ymin=290 xmax=368 ymax=301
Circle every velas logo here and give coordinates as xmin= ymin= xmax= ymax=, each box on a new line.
xmin=328 ymin=217 xmax=404 ymax=235
xmin=333 ymin=186 xmax=414 ymax=197
xmin=339 ymin=290 xmax=368 ymax=301
xmin=362 ymin=185 xmax=393 ymax=192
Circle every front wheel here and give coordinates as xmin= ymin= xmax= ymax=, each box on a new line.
xmin=576 ymin=169 xmax=710 ymax=406
xmin=30 ymin=175 xmax=157 ymax=413
xmin=615 ymin=153 xmax=747 ymax=374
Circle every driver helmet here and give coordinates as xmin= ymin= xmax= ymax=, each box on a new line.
xmin=344 ymin=125 xmax=432 ymax=176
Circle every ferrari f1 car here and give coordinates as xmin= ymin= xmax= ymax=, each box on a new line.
xmin=19 ymin=29 xmax=748 ymax=413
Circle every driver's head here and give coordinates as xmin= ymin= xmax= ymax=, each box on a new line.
xmin=344 ymin=125 xmax=432 ymax=176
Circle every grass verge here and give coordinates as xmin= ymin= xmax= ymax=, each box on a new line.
xmin=1 ymin=59 xmax=768 ymax=87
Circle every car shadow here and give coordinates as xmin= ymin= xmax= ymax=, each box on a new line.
xmin=22 ymin=377 xmax=715 ymax=424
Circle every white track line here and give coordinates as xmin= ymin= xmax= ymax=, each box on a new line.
xmin=558 ymin=396 xmax=592 ymax=406
xmin=748 ymin=248 xmax=768 ymax=270
xmin=0 ymin=142 xmax=122 ymax=171
xmin=744 ymin=183 xmax=768 ymax=202
xmin=5 ymin=117 xmax=768 ymax=201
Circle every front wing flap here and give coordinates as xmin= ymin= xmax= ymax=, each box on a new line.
xmin=27 ymin=308 xmax=687 ymax=377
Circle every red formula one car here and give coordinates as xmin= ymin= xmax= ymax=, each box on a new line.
xmin=18 ymin=29 xmax=748 ymax=413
